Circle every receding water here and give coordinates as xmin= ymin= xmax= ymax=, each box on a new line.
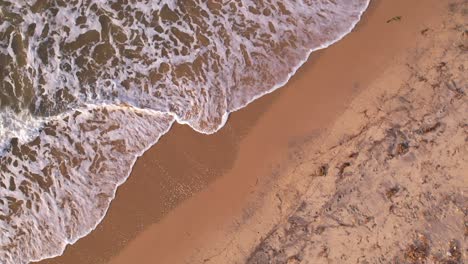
xmin=0 ymin=0 xmax=369 ymax=263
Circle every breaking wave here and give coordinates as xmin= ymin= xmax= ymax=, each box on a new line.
xmin=0 ymin=0 xmax=369 ymax=263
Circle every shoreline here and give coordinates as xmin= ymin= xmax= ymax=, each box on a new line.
xmin=37 ymin=0 xmax=459 ymax=263
xmin=26 ymin=2 xmax=370 ymax=263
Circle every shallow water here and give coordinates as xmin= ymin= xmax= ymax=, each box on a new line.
xmin=0 ymin=0 xmax=369 ymax=263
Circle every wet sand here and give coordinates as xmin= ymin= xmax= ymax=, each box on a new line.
xmin=38 ymin=0 xmax=462 ymax=263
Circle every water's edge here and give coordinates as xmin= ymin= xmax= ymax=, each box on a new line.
xmin=36 ymin=1 xmax=371 ymax=263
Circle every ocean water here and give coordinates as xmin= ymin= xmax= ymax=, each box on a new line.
xmin=0 ymin=0 xmax=370 ymax=263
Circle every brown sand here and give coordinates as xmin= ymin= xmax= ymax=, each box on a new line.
xmin=244 ymin=2 xmax=467 ymax=262
xmin=38 ymin=0 xmax=466 ymax=263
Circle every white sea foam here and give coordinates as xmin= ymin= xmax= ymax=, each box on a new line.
xmin=0 ymin=1 xmax=370 ymax=263
xmin=0 ymin=111 xmax=43 ymax=155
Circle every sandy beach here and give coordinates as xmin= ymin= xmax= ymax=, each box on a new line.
xmin=38 ymin=0 xmax=466 ymax=263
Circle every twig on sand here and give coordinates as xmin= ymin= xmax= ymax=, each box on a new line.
xmin=387 ymin=16 xmax=402 ymax=23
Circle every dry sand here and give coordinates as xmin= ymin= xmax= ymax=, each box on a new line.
xmin=38 ymin=0 xmax=467 ymax=263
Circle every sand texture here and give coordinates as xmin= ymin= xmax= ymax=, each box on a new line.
xmin=247 ymin=3 xmax=468 ymax=263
